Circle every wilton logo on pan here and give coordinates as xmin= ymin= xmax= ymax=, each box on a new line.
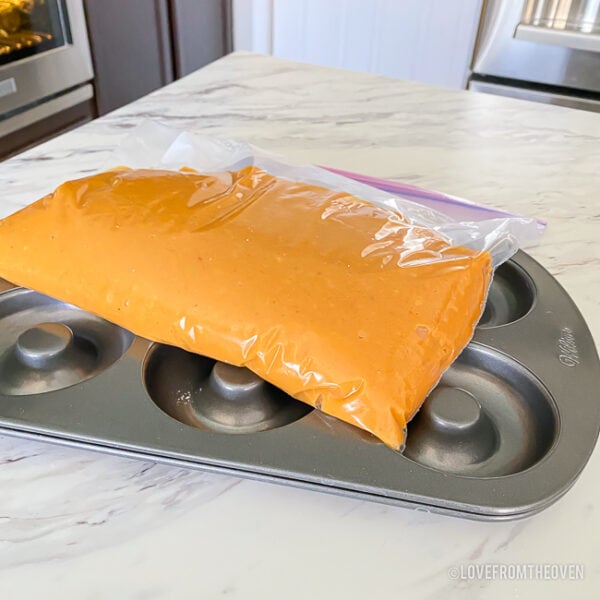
xmin=558 ymin=327 xmax=579 ymax=367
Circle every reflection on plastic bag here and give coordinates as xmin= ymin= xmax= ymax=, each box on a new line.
xmin=107 ymin=120 xmax=544 ymax=268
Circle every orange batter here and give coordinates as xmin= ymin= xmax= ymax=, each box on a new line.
xmin=0 ymin=167 xmax=492 ymax=448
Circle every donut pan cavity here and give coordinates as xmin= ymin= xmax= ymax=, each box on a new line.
xmin=0 ymin=251 xmax=598 ymax=521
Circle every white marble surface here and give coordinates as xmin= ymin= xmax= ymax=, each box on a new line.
xmin=0 ymin=52 xmax=599 ymax=599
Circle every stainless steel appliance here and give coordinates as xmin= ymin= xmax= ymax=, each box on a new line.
xmin=0 ymin=0 xmax=93 ymax=153
xmin=470 ymin=0 xmax=600 ymax=112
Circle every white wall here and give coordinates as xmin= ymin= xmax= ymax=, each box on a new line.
xmin=233 ymin=0 xmax=483 ymax=89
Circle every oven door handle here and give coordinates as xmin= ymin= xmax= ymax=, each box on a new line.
xmin=514 ymin=23 xmax=600 ymax=52
xmin=0 ymin=84 xmax=93 ymax=138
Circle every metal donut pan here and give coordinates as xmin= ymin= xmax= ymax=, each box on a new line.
xmin=0 ymin=250 xmax=598 ymax=521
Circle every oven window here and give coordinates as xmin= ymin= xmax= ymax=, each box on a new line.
xmin=0 ymin=0 xmax=71 ymax=66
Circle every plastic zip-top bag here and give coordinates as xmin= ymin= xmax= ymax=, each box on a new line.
xmin=0 ymin=122 xmax=543 ymax=449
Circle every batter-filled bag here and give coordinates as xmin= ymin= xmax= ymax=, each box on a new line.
xmin=0 ymin=166 xmax=493 ymax=449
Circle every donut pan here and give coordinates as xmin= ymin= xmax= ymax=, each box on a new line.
xmin=0 ymin=250 xmax=598 ymax=521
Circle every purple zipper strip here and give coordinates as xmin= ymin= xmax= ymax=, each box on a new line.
xmin=322 ymin=166 xmax=547 ymax=226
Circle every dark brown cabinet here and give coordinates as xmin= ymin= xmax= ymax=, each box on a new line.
xmin=170 ymin=0 xmax=231 ymax=79
xmin=84 ymin=0 xmax=230 ymax=116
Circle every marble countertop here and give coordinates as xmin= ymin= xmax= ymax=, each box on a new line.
xmin=0 ymin=52 xmax=599 ymax=599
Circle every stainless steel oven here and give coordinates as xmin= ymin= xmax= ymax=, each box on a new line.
xmin=470 ymin=0 xmax=600 ymax=112
xmin=0 ymin=0 xmax=93 ymax=152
